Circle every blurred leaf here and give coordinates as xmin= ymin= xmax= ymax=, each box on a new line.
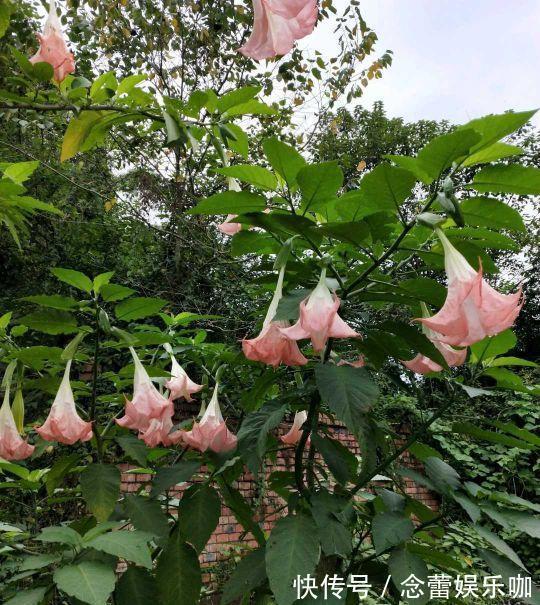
xmin=115 ymin=297 xmax=167 ymax=321
xmin=80 ymin=464 xmax=120 ymax=522
xmin=54 ymin=561 xmax=116 ymax=605
xmin=188 ymin=190 xmax=266 ymax=215
xmin=50 ymin=268 xmax=93 ymax=293
xmin=178 ymin=484 xmax=221 ymax=553
xmin=221 ymin=547 xmax=267 ymax=605
xmin=470 ymin=165 xmax=540 ymax=195
xmin=372 ymin=512 xmax=414 ymax=554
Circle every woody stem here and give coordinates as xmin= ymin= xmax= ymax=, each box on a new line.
xmin=90 ymin=302 xmax=103 ymax=462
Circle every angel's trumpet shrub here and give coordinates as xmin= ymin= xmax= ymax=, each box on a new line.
xmin=243 ymin=266 xmax=308 ymax=367
xmin=182 ymin=384 xmax=237 ymax=453
xmin=165 ymin=356 xmax=203 ymax=401
xmin=239 ymin=0 xmax=318 ymax=60
xmin=36 ymin=361 xmax=93 ymax=445
xmin=29 ymin=0 xmax=75 ymax=82
xmin=419 ymin=229 xmax=523 ymax=347
xmin=280 ymin=410 xmax=308 ymax=445
xmin=0 ymin=386 xmax=34 ymax=461
xmin=403 ymin=303 xmax=467 ymax=374
xmin=116 ymin=348 xmax=174 ymax=445
xmin=280 ymin=268 xmax=359 ymax=352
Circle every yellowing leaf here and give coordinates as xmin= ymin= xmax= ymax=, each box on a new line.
xmin=104 ymin=197 xmax=117 ymax=212
xmin=61 ymin=111 xmax=104 ymax=162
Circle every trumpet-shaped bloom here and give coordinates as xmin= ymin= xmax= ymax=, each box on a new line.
xmin=165 ymin=356 xmax=203 ymax=401
xmin=419 ymin=230 xmax=523 ymax=347
xmin=218 ymin=215 xmax=242 ymax=236
xmin=280 ymin=410 xmax=307 ymax=445
xmin=243 ymin=266 xmax=308 ymax=367
xmin=0 ymin=388 xmax=34 ymax=461
xmin=280 ymin=268 xmax=359 ymax=352
xmin=337 ymin=356 xmax=365 ymax=368
xmin=403 ymin=304 xmax=467 ymax=374
xmin=29 ymin=0 xmax=75 ymax=82
xmin=36 ymin=361 xmax=93 ymax=444
xmin=239 ymin=0 xmax=318 ymax=60
xmin=116 ymin=348 xmax=173 ymax=444
xmin=182 ymin=384 xmax=237 ymax=453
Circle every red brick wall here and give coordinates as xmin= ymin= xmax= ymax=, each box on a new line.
xmin=119 ymin=416 xmax=438 ymax=578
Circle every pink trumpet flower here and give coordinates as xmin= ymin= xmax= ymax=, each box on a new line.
xmin=36 ymin=361 xmax=93 ymax=444
xmin=337 ymin=356 xmax=365 ymax=368
xmin=418 ymin=229 xmax=524 ymax=347
xmin=116 ymin=348 xmax=174 ymax=445
xmin=403 ymin=303 xmax=467 ymax=375
xmin=239 ymin=0 xmax=318 ymax=61
xmin=280 ymin=410 xmax=308 ymax=445
xmin=280 ymin=268 xmax=359 ymax=352
xmin=243 ymin=266 xmax=308 ymax=367
xmin=165 ymin=356 xmax=203 ymax=402
xmin=182 ymin=384 xmax=237 ymax=453
xmin=29 ymin=0 xmax=75 ymax=83
xmin=0 ymin=385 xmax=34 ymax=461
xmin=218 ymin=178 xmax=243 ymax=236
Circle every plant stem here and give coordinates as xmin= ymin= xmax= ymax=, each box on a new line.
xmin=90 ymin=303 xmax=103 ymax=462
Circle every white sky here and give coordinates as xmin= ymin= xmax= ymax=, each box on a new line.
xmin=300 ymin=0 xmax=540 ymax=126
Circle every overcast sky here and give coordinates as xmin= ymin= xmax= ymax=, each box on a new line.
xmin=301 ymin=0 xmax=540 ymax=126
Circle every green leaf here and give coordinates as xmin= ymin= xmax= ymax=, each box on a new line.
xmin=473 ymin=525 xmax=526 ymax=570
xmin=50 ymin=268 xmax=93 ymax=293
xmin=80 ymin=464 xmax=120 ymax=522
xmin=459 ymin=109 xmax=537 ymax=151
xmin=0 ymin=311 xmax=11 ymax=329
xmin=297 ymin=161 xmax=343 ymax=212
xmin=116 ymin=435 xmax=149 ymax=467
xmin=487 ymin=420 xmax=540 ymax=446
xmin=4 ymin=588 xmax=49 ymax=605
xmin=470 ymin=329 xmax=516 ymax=361
xmin=372 ymin=512 xmax=414 ymax=554
xmin=3 ymin=160 xmax=39 ymax=184
xmin=19 ymin=553 xmax=61 ymax=571
xmin=61 ymin=111 xmax=105 ymax=162
xmin=116 ymin=74 xmax=147 ymax=97
xmin=453 ymin=491 xmax=482 ymax=523
xmin=215 ymin=165 xmax=277 ymax=190
xmin=239 ymin=369 xmax=281 ymax=412
xmin=178 ymin=484 xmax=221 ymax=553
xmin=115 ymin=297 xmax=167 ymax=321
xmin=237 ymin=401 xmax=286 ymax=474
xmin=360 ymin=163 xmax=416 ymax=211
xmin=488 ymin=490 xmax=540 ymax=513
xmin=384 ymin=154 xmax=431 ymax=184
xmin=482 ymin=367 xmax=528 ymax=391
xmin=490 ymin=356 xmax=538 ymax=368
xmin=315 ymin=364 xmax=378 ymax=434
xmin=85 ymin=530 xmax=153 ymax=569
xmin=0 ymin=3 xmax=13 ymax=39
xmin=462 ymin=142 xmax=523 ymax=167
xmin=452 ymin=422 xmax=535 ymax=450
xmin=162 ymin=111 xmax=183 ymax=145
xmin=31 ymin=61 xmax=54 ymax=82
xmin=266 ymin=514 xmax=320 ymax=605
xmin=54 ymin=562 xmax=116 ymax=605
xmin=470 ymin=164 xmax=540 ymax=195
xmin=311 ymin=490 xmax=352 ymax=557
xmin=489 ymin=509 xmax=540 ymax=539
xmin=115 ymin=567 xmax=157 ymax=605
xmin=19 ymin=309 xmax=78 ymax=335
xmin=311 ymin=434 xmax=357 ymax=485
xmin=45 ymin=454 xmax=81 ymax=496
xmin=221 ymin=547 xmax=267 ymax=605
xmin=217 ymin=481 xmax=266 ymax=546
xmin=156 ymin=531 xmax=202 ymax=605
xmin=100 ymin=283 xmax=135 ymax=302
xmin=37 ymin=525 xmax=82 ymax=547
xmin=416 ymin=129 xmax=481 ymax=180
xmin=188 ymin=190 xmax=266 ymax=215
xmin=222 ymin=123 xmax=249 ymax=158
xmin=460 ymin=197 xmax=525 ymax=232
xmin=479 ymin=549 xmax=540 ymax=605
xmin=123 ymin=494 xmax=169 ymax=545
xmin=223 ymin=99 xmax=276 ymax=117
xmin=262 ymin=137 xmax=306 ymax=188
xmin=315 ymin=221 xmax=371 ymax=246
xmin=21 ymin=294 xmax=78 ymax=310
xmin=424 ymin=457 xmax=461 ymax=494
xmin=93 ymin=272 xmax=114 ymax=294
xmin=150 ymin=460 xmax=200 ymax=497
xmin=388 ymin=548 xmax=429 ymax=605
xmin=217 ymin=86 xmax=261 ymax=113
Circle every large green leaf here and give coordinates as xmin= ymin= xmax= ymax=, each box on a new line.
xmin=100 ymin=283 xmax=135 ymax=302
xmin=45 ymin=454 xmax=81 ymax=496
xmin=155 ymin=531 xmax=201 ymax=605
xmin=116 ymin=435 xmax=149 ymax=467
xmin=460 ymin=197 xmax=525 ymax=232
xmin=115 ymin=567 xmax=157 ymax=605
xmin=473 ymin=524 xmax=526 ymax=570
xmin=37 ymin=525 xmax=82 ymax=548
xmin=21 ymin=294 xmax=79 ymax=310
xmin=470 ymin=329 xmax=516 ymax=362
xmin=115 ymin=297 xmax=167 ymax=321
xmin=237 ymin=401 xmax=286 ymax=474
xmin=459 ymin=109 xmax=537 ymax=151
xmin=215 ymin=165 xmax=277 ymax=190
xmin=54 ymin=561 xmax=116 ymax=605
xmin=266 ymin=515 xmax=320 ymax=605
xmin=424 ymin=457 xmax=461 ymax=495
xmin=372 ymin=512 xmax=414 ymax=554
xmin=262 ymin=137 xmax=306 ymax=188
xmin=452 ymin=422 xmax=535 ymax=450
xmin=462 ymin=142 xmax=523 ymax=167
xmin=61 ymin=111 xmax=105 ymax=162
xmin=315 ymin=364 xmax=378 ymax=434
xmin=4 ymin=588 xmax=49 ymax=605
xmin=123 ymin=495 xmax=169 ymax=545
xmin=150 ymin=460 xmax=200 ymax=497
xmin=311 ymin=490 xmax=352 ymax=557
xmin=221 ymin=547 xmax=267 ymax=605
xmin=18 ymin=309 xmax=78 ymax=335
xmin=217 ymin=85 xmax=261 ymax=114
xmin=178 ymin=484 xmax=221 ymax=553
xmin=50 ymin=267 xmax=93 ymax=292
xmin=388 ymin=548 xmax=429 ymax=605
xmin=311 ymin=433 xmax=357 ymax=485
xmin=298 ymin=161 xmax=343 ymax=212
xmin=217 ymin=480 xmax=266 ymax=546
xmin=80 ymin=464 xmax=120 ymax=522
xmin=487 ymin=509 xmax=540 ymax=539
xmin=187 ymin=190 xmax=266 ymax=215
xmin=416 ymin=129 xmax=481 ymax=180
xmin=85 ymin=530 xmax=153 ymax=568
xmin=361 ymin=163 xmax=416 ymax=211
xmin=470 ymin=165 xmax=540 ymax=195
